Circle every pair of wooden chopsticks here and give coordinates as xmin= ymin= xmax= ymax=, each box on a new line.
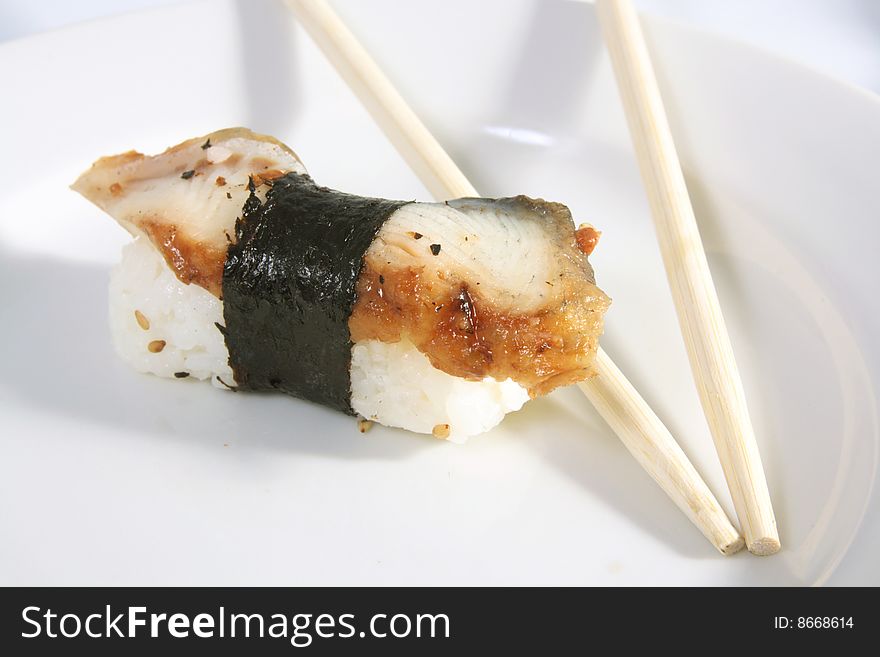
xmin=594 ymin=0 xmax=779 ymax=555
xmin=287 ymin=0 xmax=779 ymax=556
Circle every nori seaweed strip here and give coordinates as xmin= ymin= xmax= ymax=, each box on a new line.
xmin=222 ymin=173 xmax=408 ymax=414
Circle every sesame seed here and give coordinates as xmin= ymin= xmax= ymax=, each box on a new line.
xmin=147 ymin=340 xmax=166 ymax=353
xmin=134 ymin=310 xmax=150 ymax=330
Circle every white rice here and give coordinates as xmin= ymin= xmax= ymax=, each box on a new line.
xmin=349 ymin=339 xmax=529 ymax=442
xmin=109 ymin=238 xmax=233 ymax=388
xmin=109 ymin=239 xmax=530 ymax=440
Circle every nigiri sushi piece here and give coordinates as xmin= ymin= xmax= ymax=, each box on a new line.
xmin=72 ymin=128 xmax=610 ymax=441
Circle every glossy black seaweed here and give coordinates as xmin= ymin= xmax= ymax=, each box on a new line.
xmin=222 ymin=173 xmax=408 ymax=414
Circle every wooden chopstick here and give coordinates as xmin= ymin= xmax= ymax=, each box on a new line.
xmin=579 ymin=352 xmax=744 ymax=554
xmin=287 ymin=0 xmax=744 ymax=555
xmin=594 ymin=0 xmax=779 ymax=555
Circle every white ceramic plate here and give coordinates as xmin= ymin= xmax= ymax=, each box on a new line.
xmin=1 ymin=0 xmax=877 ymax=586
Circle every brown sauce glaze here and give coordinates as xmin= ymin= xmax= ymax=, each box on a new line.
xmin=349 ymin=257 xmax=610 ymax=397
xmin=140 ymin=219 xmax=226 ymax=298
xmin=250 ymin=169 xmax=286 ymax=187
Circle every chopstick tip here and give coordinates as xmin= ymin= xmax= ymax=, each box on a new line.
xmin=719 ymin=535 xmax=746 ymax=556
xmin=747 ymin=536 xmax=782 ymax=557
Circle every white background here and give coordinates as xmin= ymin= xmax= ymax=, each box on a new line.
xmin=2 ymin=0 xmax=879 ymax=95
